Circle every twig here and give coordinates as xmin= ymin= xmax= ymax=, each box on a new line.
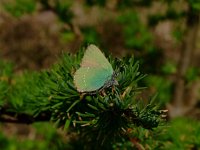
xmin=0 ymin=107 xmax=50 ymax=124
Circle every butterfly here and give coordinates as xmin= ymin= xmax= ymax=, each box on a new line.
xmin=74 ymin=44 xmax=118 ymax=93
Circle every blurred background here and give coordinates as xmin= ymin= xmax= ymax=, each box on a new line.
xmin=0 ymin=0 xmax=200 ymax=149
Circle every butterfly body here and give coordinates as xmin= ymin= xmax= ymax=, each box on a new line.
xmin=74 ymin=44 xmax=117 ymax=93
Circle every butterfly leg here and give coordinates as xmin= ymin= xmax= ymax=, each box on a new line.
xmin=100 ymin=89 xmax=106 ymax=96
xmin=112 ymin=86 xmax=116 ymax=93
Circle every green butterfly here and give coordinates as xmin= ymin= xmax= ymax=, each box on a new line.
xmin=74 ymin=44 xmax=118 ymax=93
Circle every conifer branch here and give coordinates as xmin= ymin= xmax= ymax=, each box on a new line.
xmin=0 ymin=107 xmax=50 ymax=124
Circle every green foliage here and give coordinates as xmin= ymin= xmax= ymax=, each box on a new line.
xmin=85 ymin=0 xmax=106 ymax=6
xmin=3 ymin=47 xmax=164 ymax=149
xmin=81 ymin=27 xmax=101 ymax=45
xmin=40 ymin=0 xmax=73 ymax=23
xmin=144 ymin=75 xmax=173 ymax=105
xmin=120 ymin=117 xmax=200 ymax=149
xmin=118 ymin=117 xmax=200 ymax=149
xmin=0 ymin=0 xmax=200 ymax=149
xmin=117 ymin=0 xmax=152 ymax=9
xmin=61 ymin=30 xmax=76 ymax=43
xmin=8 ymin=71 xmax=43 ymax=114
xmin=0 ymin=122 xmax=71 ymax=150
xmin=189 ymin=0 xmax=200 ymax=12
xmin=54 ymin=0 xmax=73 ymax=23
xmin=117 ymin=11 xmax=153 ymax=51
xmin=26 ymin=49 xmax=163 ymax=148
xmin=172 ymin=26 xmax=184 ymax=42
xmin=185 ymin=67 xmax=200 ymax=83
xmin=148 ymin=2 xmax=186 ymax=26
xmin=159 ymin=118 xmax=200 ymax=149
xmin=161 ymin=61 xmax=177 ymax=75
xmin=3 ymin=0 xmax=36 ymax=17
xmin=0 ymin=61 xmax=13 ymax=106
xmin=121 ymin=127 xmax=165 ymax=149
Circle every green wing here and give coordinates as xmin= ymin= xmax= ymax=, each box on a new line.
xmin=81 ymin=44 xmax=113 ymax=71
xmin=74 ymin=44 xmax=114 ymax=92
xmin=74 ymin=67 xmax=113 ymax=92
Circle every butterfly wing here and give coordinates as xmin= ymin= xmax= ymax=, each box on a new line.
xmin=74 ymin=44 xmax=114 ymax=92
xmin=74 ymin=67 xmax=112 ymax=92
xmin=81 ymin=44 xmax=113 ymax=70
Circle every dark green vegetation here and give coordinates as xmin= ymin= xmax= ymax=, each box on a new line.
xmin=0 ymin=0 xmax=200 ymax=149
xmin=0 ymin=122 xmax=72 ymax=150
xmin=0 ymin=50 xmax=164 ymax=149
xmin=0 ymin=48 xmax=199 ymax=149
